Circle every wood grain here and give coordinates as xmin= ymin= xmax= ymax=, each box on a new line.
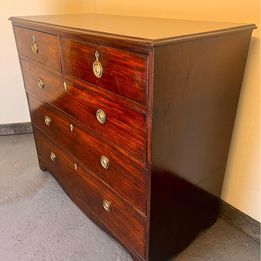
xmin=13 ymin=26 xmax=61 ymax=72
xmin=21 ymin=59 xmax=147 ymax=161
xmin=34 ymin=128 xmax=146 ymax=259
xmin=60 ymin=38 xmax=147 ymax=104
xmin=28 ymin=94 xmax=147 ymax=214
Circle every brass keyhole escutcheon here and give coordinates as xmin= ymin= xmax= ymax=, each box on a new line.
xmin=100 ymin=155 xmax=109 ymax=169
xmin=50 ymin=152 xmax=56 ymax=162
xmin=63 ymin=81 xmax=68 ymax=91
xmin=37 ymin=79 xmax=45 ymax=89
xmin=103 ymin=200 xmax=111 ymax=212
xmin=31 ymin=35 xmax=39 ymax=54
xmin=93 ymin=51 xmax=103 ymax=78
xmin=73 ymin=163 xmax=78 ymax=171
xmin=44 ymin=115 xmax=52 ymax=126
xmin=69 ymin=124 xmax=74 ymax=132
xmin=96 ymin=109 xmax=106 ymax=124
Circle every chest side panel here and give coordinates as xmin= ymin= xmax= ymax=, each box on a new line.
xmin=149 ymin=30 xmax=253 ymax=260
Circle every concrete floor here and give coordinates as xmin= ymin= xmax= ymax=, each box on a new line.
xmin=0 ymin=133 xmax=259 ymax=261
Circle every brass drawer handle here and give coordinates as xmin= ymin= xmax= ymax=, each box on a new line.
xmin=31 ymin=35 xmax=39 ymax=54
xmin=103 ymin=200 xmax=111 ymax=212
xmin=96 ymin=109 xmax=106 ymax=124
xmin=93 ymin=51 xmax=103 ymax=78
xmin=100 ymin=155 xmax=109 ymax=169
xmin=50 ymin=152 xmax=56 ymax=162
xmin=44 ymin=115 xmax=52 ymax=126
xmin=37 ymin=79 xmax=45 ymax=89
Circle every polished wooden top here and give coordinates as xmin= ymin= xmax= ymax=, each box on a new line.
xmin=10 ymin=13 xmax=256 ymax=46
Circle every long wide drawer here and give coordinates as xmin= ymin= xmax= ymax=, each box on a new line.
xmin=60 ymin=37 xmax=147 ymax=105
xmin=34 ymin=128 xmax=146 ymax=259
xmin=22 ymin=59 xmax=146 ymax=161
xmin=14 ymin=27 xmax=61 ymax=72
xmin=28 ymin=94 xmax=146 ymax=214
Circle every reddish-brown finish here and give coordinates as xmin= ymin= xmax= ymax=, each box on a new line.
xmin=21 ymin=59 xmax=146 ymax=161
xmin=10 ymin=14 xmax=256 ymax=261
xmin=28 ymin=94 xmax=147 ymax=214
xmin=34 ymin=128 xmax=146 ymax=259
xmin=60 ymin=37 xmax=147 ymax=104
xmin=148 ymin=30 xmax=254 ymax=260
xmin=13 ymin=26 xmax=61 ymax=72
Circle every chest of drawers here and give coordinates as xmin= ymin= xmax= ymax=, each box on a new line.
xmin=10 ymin=14 xmax=255 ymax=261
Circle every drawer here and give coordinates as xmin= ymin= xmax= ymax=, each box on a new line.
xmin=60 ymin=38 xmax=147 ymax=105
xmin=34 ymin=128 xmax=146 ymax=258
xmin=22 ymin=59 xmax=146 ymax=161
xmin=14 ymin=26 xmax=61 ymax=72
xmin=28 ymin=95 xmax=146 ymax=214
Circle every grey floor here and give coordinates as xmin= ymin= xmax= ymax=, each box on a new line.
xmin=0 ymin=133 xmax=259 ymax=261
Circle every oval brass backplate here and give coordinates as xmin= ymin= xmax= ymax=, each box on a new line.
xmin=44 ymin=115 xmax=52 ymax=126
xmin=50 ymin=152 xmax=56 ymax=162
xmin=103 ymin=200 xmax=111 ymax=212
xmin=96 ymin=109 xmax=106 ymax=124
xmin=37 ymin=79 xmax=44 ymax=89
xmin=100 ymin=155 xmax=109 ymax=169
xmin=93 ymin=51 xmax=103 ymax=78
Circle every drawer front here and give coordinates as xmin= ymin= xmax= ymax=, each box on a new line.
xmin=34 ymin=128 xmax=146 ymax=258
xmin=14 ymin=26 xmax=61 ymax=72
xmin=28 ymin=95 xmax=146 ymax=214
xmin=22 ymin=59 xmax=146 ymax=161
xmin=61 ymin=38 xmax=147 ymax=105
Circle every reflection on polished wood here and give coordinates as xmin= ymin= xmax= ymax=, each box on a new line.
xmin=10 ymin=13 xmax=255 ymax=43
xmin=34 ymin=128 xmax=146 ymax=257
xmin=11 ymin=14 xmax=255 ymax=261
xmin=28 ymin=94 xmax=147 ymax=215
xmin=21 ymin=59 xmax=147 ymax=161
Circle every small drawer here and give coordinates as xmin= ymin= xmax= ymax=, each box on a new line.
xmin=22 ymin=60 xmax=146 ymax=161
xmin=61 ymin=38 xmax=147 ymax=105
xmin=14 ymin=26 xmax=61 ymax=72
xmin=34 ymin=128 xmax=146 ymax=258
xmin=28 ymin=95 xmax=146 ymax=214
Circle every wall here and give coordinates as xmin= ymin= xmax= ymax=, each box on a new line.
xmin=1 ymin=0 xmax=260 ymax=222
xmin=0 ymin=0 xmax=94 ymax=124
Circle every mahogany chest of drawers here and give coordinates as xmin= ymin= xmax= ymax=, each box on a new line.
xmin=10 ymin=14 xmax=255 ymax=261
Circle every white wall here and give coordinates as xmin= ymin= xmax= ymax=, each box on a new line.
xmin=0 ymin=0 xmax=94 ymax=124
